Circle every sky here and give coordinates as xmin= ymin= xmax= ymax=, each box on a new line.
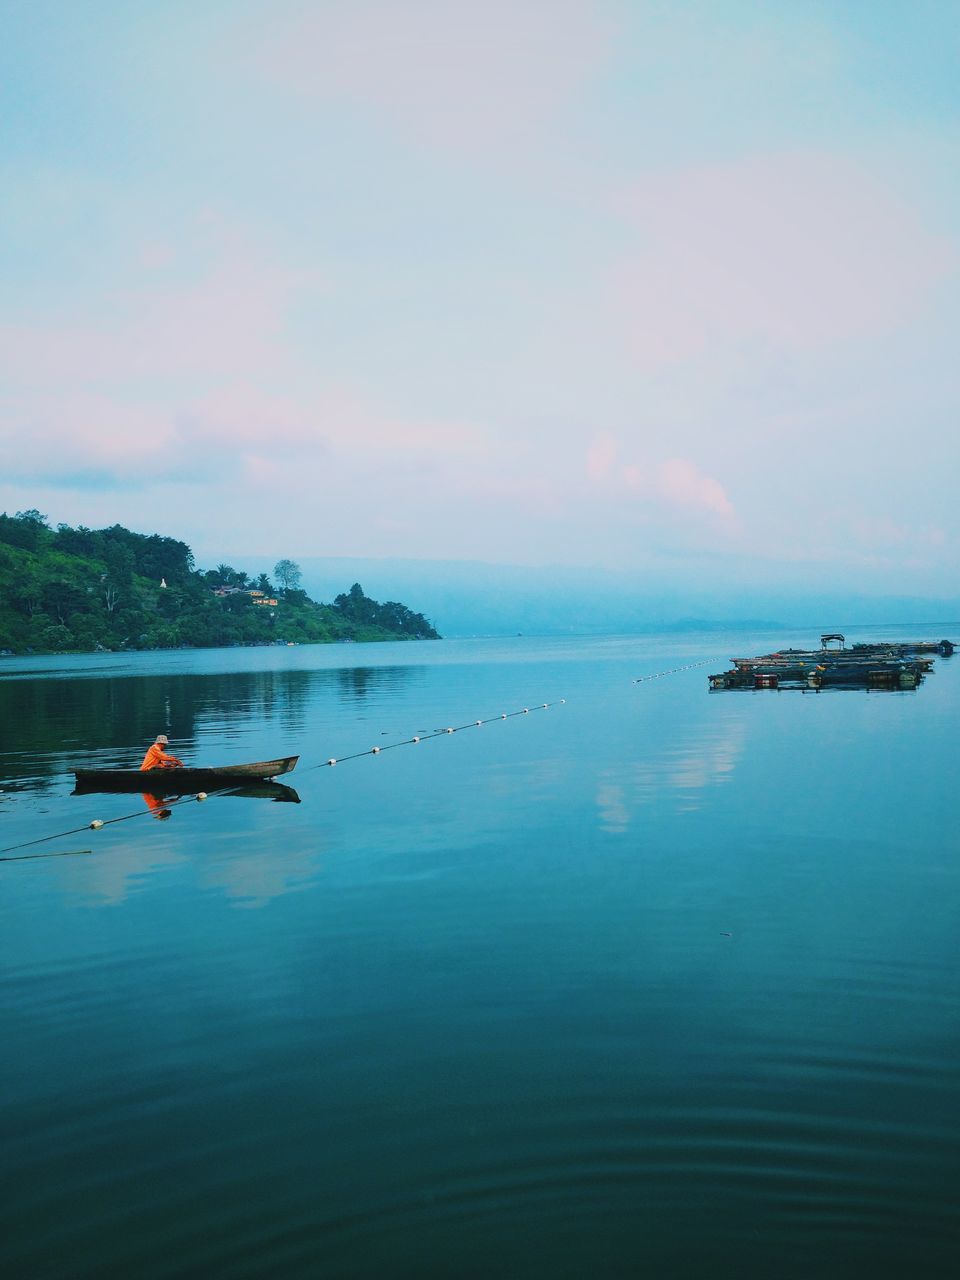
xmin=1 ymin=0 xmax=958 ymax=606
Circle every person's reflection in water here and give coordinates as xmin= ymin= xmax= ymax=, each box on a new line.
xmin=142 ymin=792 xmax=172 ymax=820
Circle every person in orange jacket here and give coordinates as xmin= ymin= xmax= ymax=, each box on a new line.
xmin=140 ymin=734 xmax=184 ymax=772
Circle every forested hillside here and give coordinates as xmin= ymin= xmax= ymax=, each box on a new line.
xmin=0 ymin=510 xmax=439 ymax=654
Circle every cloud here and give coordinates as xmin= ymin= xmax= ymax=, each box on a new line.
xmin=586 ymin=435 xmax=737 ymax=525
xmin=848 ymin=514 xmax=947 ymax=551
xmin=586 ymin=430 xmax=617 ymax=480
xmin=0 ymin=382 xmax=486 ymax=490
xmin=245 ymin=0 xmax=614 ymax=152
xmin=655 ymin=458 xmax=736 ymax=520
xmin=0 ymin=226 xmax=298 ymax=388
xmin=185 ymin=385 xmax=484 ymax=463
xmin=0 ymin=214 xmax=487 ymax=490
xmin=613 ymin=151 xmax=957 ymax=366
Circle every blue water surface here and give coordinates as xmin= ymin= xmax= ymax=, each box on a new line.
xmin=1 ymin=627 xmax=959 ymax=1278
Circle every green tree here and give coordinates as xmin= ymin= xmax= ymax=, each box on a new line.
xmin=273 ymin=559 xmax=302 ymax=593
xmin=11 ymin=566 xmax=44 ymax=617
xmin=334 ymin=583 xmax=377 ymax=624
xmin=0 ymin=510 xmax=51 ymax=551
xmin=42 ymin=576 xmax=91 ymax=626
xmin=55 ymin=523 xmax=100 ymax=557
xmin=0 ymin=518 xmax=439 ymax=653
xmin=207 ymin=564 xmax=241 ymax=587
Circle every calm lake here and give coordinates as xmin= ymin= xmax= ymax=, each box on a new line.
xmin=2 ymin=627 xmax=959 ymax=1278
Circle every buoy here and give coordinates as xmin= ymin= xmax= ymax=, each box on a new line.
xmin=446 ymin=727 xmax=454 ymax=734
xmin=371 ymin=746 xmax=380 ymax=754
xmin=327 ymin=758 xmax=337 ymax=766
xmin=523 ymin=708 xmax=529 ymax=713
xmin=475 ymin=720 xmax=482 ymax=726
xmin=196 ymin=792 xmax=207 ymax=801
xmin=501 ymin=714 xmax=507 ymax=719
xmin=560 ymin=699 xmax=566 ymax=703
xmin=412 ymin=736 xmax=420 ymax=744
xmin=90 ymin=820 xmax=104 ymax=829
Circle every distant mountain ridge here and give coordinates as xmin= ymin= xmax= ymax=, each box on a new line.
xmin=227 ymin=553 xmax=960 ymax=639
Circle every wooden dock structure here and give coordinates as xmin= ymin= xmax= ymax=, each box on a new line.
xmin=709 ymin=636 xmax=955 ymax=692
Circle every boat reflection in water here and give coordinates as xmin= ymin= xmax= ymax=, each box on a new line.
xmin=207 ymin=780 xmax=301 ymax=803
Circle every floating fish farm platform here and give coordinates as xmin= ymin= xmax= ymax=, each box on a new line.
xmin=709 ymin=635 xmax=955 ymax=692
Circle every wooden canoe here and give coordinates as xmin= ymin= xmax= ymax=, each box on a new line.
xmin=73 ymin=755 xmax=299 ymax=794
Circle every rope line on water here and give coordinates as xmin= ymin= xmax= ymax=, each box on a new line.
xmin=2 ymin=662 xmax=715 ymax=861
xmin=633 ymin=659 xmax=712 ymax=684
xmin=0 ymin=699 xmax=566 ymax=857
xmin=0 ymin=788 xmax=219 ymax=856
xmin=302 ymin=700 xmax=563 ymax=772
xmin=0 ymin=848 xmax=93 ymax=864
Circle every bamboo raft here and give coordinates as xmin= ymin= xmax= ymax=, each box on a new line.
xmin=709 ymin=637 xmax=954 ymax=692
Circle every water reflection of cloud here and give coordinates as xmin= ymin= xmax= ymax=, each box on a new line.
xmin=58 ymin=839 xmax=187 ymax=905
xmin=54 ymin=833 xmax=325 ymax=908
xmin=597 ymin=782 xmax=630 ymax=834
xmin=197 ymin=845 xmax=324 ymax=909
xmin=596 ymin=718 xmax=747 ymax=830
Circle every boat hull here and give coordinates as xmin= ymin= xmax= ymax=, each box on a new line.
xmin=73 ymin=756 xmax=299 ymax=794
